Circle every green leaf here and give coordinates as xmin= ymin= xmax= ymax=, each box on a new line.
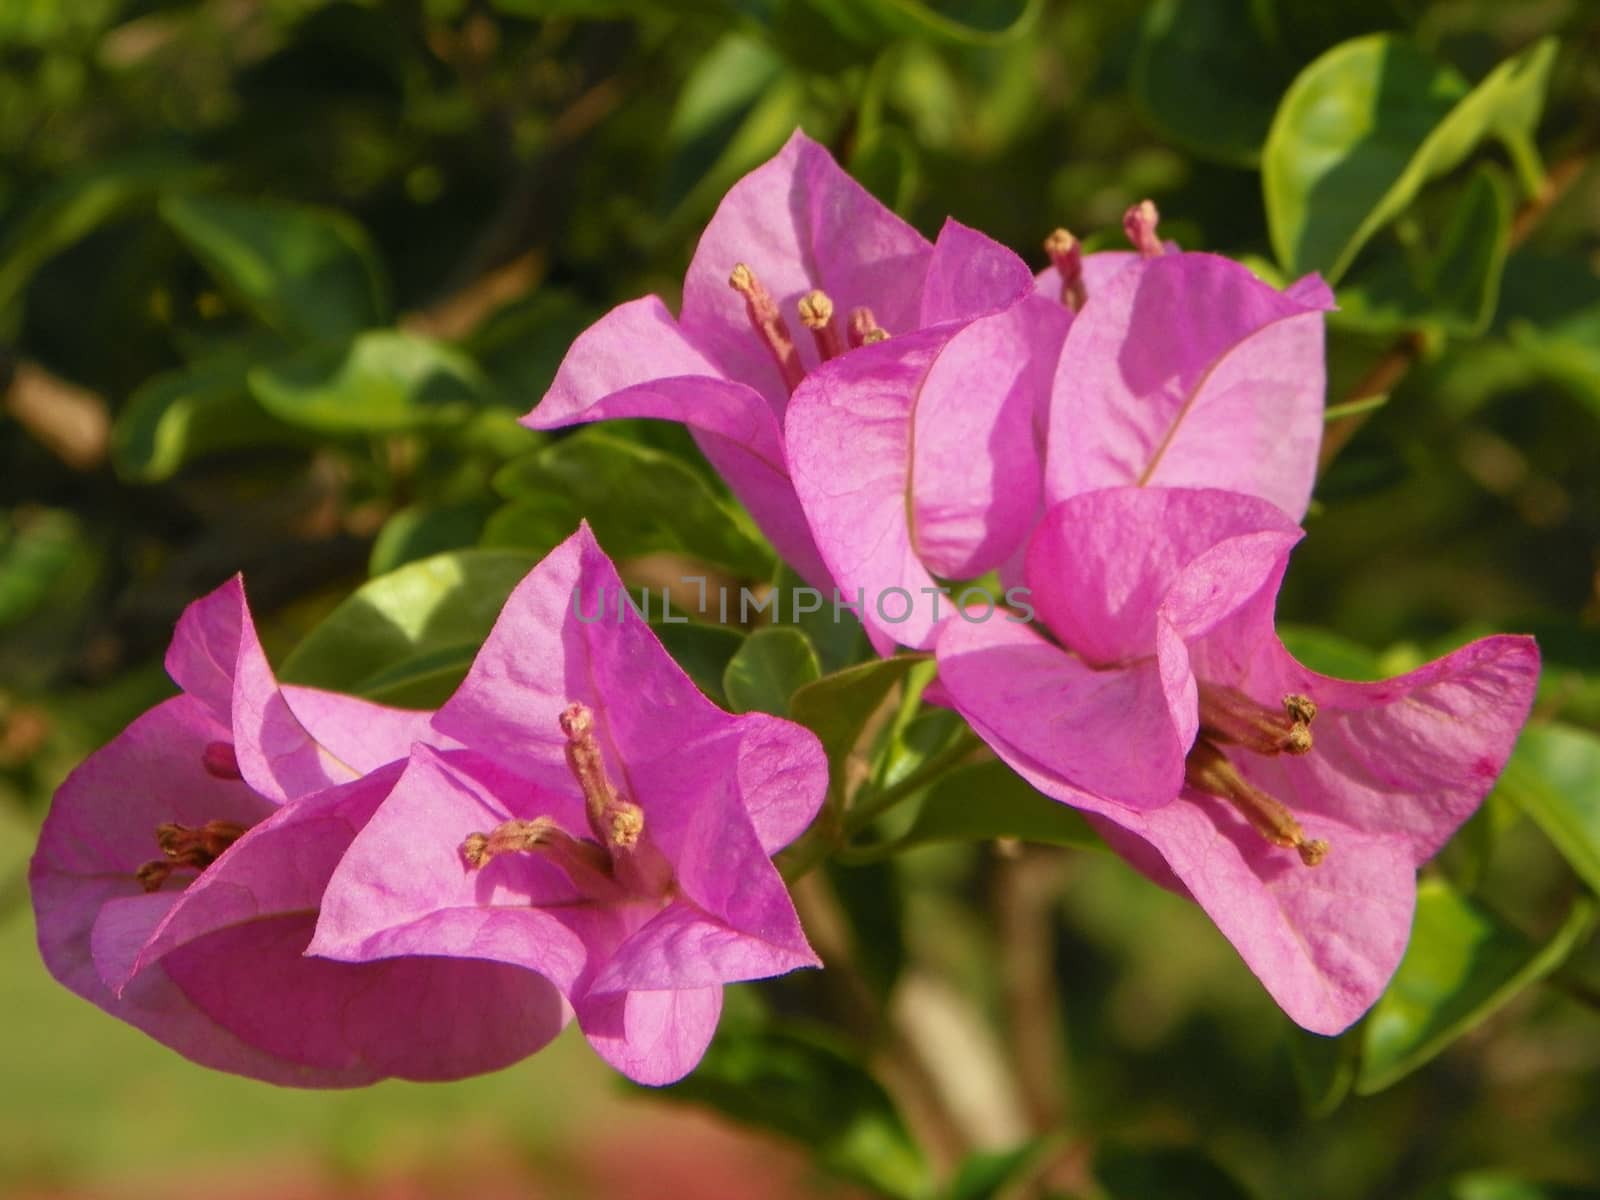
xmin=249 ymin=331 xmax=493 ymax=435
xmin=464 ymin=291 xmax=594 ymax=407
xmin=160 ymin=191 xmax=389 ymax=341
xmin=808 ymin=0 xmax=1040 ymax=45
xmin=1333 ymin=165 xmax=1512 ymax=337
xmin=0 ymin=154 xmax=190 ymax=335
xmin=1497 ymin=724 xmax=1600 ymax=896
xmin=1285 ymin=1023 xmax=1358 ymax=1117
xmin=1264 ymin=35 xmax=1556 ymax=281
xmin=652 ymin=620 xmax=745 ymax=707
xmin=1096 ymin=1144 xmax=1261 ymax=1200
xmin=278 ymin=549 xmax=537 ymax=700
xmin=1277 ymin=624 xmax=1382 ymax=680
xmin=790 ymin=656 xmax=923 ymax=799
xmin=0 ymin=509 xmax=89 ymax=629
xmin=901 ymin=760 xmax=1102 ymax=852
xmin=369 ymin=501 xmax=496 ymax=577
xmin=486 ymin=430 xmax=773 ymax=576
xmin=768 ymin=563 xmax=867 ymax=674
xmin=111 ymin=354 xmax=303 ymax=482
xmin=659 ymin=1020 xmax=928 ymax=1198
xmin=662 ymin=34 xmax=786 ymax=214
xmin=939 ymin=1138 xmax=1053 ymax=1200
xmin=1422 ymin=1170 xmax=1600 ymax=1200
xmin=722 ymin=627 xmax=822 ymax=716
xmin=1357 ymin=878 xmax=1597 ymax=1093
xmin=1132 ymin=0 xmax=1294 ymax=167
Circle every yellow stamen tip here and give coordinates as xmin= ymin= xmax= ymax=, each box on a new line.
xmin=1298 ymin=839 xmax=1329 ymax=867
xmin=797 ymin=289 xmax=834 ymax=329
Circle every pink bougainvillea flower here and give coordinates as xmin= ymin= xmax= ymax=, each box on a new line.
xmin=309 ymin=524 xmax=827 ymax=1085
xmin=527 ymin=129 xmax=1040 ymax=589
xmin=936 ymin=487 xmax=1539 ymax=1032
xmin=30 ymin=577 xmax=566 ymax=1085
xmin=1043 ymin=203 xmax=1336 ymax=521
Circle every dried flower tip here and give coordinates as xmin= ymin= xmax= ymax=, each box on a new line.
xmin=1123 ymin=199 xmax=1164 ymax=259
xmin=155 ymin=819 xmax=247 ymax=864
xmin=728 ymin=262 xmax=804 ymax=392
xmin=460 ymin=816 xmax=557 ymax=867
xmin=1044 ymin=228 xmax=1088 ymax=311
xmin=847 ymin=307 xmax=888 ymax=348
xmin=1197 ymin=682 xmax=1316 ymax=757
xmin=201 ymin=741 xmax=242 ymax=780
xmin=460 ymin=816 xmax=619 ymax=889
xmin=560 ymin=701 xmax=646 ymax=850
xmin=1185 ymin=738 xmax=1329 ymax=868
xmin=136 ymin=860 xmax=176 ymax=892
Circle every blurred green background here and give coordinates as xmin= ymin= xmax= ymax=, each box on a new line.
xmin=2 ymin=0 xmax=1598 ymax=1197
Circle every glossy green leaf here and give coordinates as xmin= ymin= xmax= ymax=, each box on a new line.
xmin=112 ymin=355 xmax=303 ymax=482
xmin=464 ymin=291 xmax=594 ymax=408
xmin=768 ymin=564 xmax=867 ymax=674
xmin=486 ymin=430 xmax=773 ymax=576
xmin=249 ymin=331 xmax=493 ymax=435
xmin=1133 ymin=0 xmax=1293 ymax=167
xmin=369 ymin=501 xmax=496 ymax=577
xmin=1096 ymin=1144 xmax=1261 ymax=1200
xmin=902 ymin=760 xmax=1102 ymax=852
xmin=160 ymin=191 xmax=389 ymax=341
xmin=1497 ymin=724 xmax=1600 ymax=896
xmin=790 ymin=656 xmax=923 ymax=799
xmin=659 ymin=1019 xmax=928 ymax=1197
xmin=723 ymin=626 xmax=822 ymax=716
xmin=810 ymin=0 xmax=1039 ymax=45
xmin=1264 ymin=36 xmax=1555 ymax=281
xmin=1357 ymin=879 xmax=1596 ymax=1093
xmin=662 ymin=34 xmax=786 ymax=213
xmin=278 ymin=549 xmax=536 ymax=699
xmin=1333 ymin=165 xmax=1512 ymax=337
xmin=652 ymin=620 xmax=745 ymax=707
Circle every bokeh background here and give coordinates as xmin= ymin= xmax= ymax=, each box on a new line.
xmin=2 ymin=1 xmax=1598 ymax=1197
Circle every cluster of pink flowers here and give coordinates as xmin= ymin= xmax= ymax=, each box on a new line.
xmin=33 ymin=132 xmax=1538 ymax=1087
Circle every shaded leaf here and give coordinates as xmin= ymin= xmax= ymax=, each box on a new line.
xmin=369 ymin=501 xmax=496 ymax=577
xmin=486 ymin=430 xmax=773 ymax=576
xmin=1133 ymin=0 xmax=1294 ymax=167
xmin=160 ymin=191 xmax=389 ymax=341
xmin=1097 ymin=1144 xmax=1260 ymax=1200
xmin=111 ymin=355 xmax=303 ymax=482
xmin=249 ymin=330 xmax=493 ymax=434
xmin=901 ymin=760 xmax=1102 ymax=852
xmin=278 ymin=549 xmax=537 ymax=698
xmin=939 ymin=1138 xmax=1052 ymax=1200
xmin=1498 ymin=724 xmax=1600 ymax=896
xmin=1285 ymin=1022 xmax=1358 ymax=1117
xmin=1357 ymin=878 xmax=1596 ymax=1093
xmin=1334 ymin=165 xmax=1511 ymax=337
xmin=790 ymin=656 xmax=923 ymax=799
xmin=723 ymin=626 xmax=822 ymax=716
xmin=659 ymin=1019 xmax=928 ymax=1198
xmin=653 ymin=619 xmax=745 ymax=707
xmin=1264 ymin=35 xmax=1555 ymax=281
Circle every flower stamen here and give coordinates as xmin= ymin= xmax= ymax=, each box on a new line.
xmin=560 ymin=702 xmax=644 ymax=851
xmin=729 ymin=263 xmax=805 ymax=393
xmin=847 ymin=306 xmax=888 ymax=347
xmin=136 ymin=819 xmax=248 ymax=891
xmin=1185 ymin=739 xmax=1328 ymax=866
xmin=1197 ymin=683 xmax=1317 ymax=757
xmin=1044 ymin=228 xmax=1087 ymax=311
xmin=1123 ymin=199 xmax=1164 ymax=259
xmin=797 ymin=289 xmax=845 ymax=361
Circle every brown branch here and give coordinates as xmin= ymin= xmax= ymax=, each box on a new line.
xmin=993 ymin=845 xmax=1070 ymax=1132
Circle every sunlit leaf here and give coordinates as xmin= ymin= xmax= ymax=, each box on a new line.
xmin=278 ymin=549 xmax=536 ymax=700
xmin=160 ymin=191 xmax=389 ymax=341
xmin=1357 ymin=878 xmax=1596 ymax=1093
xmin=723 ymin=626 xmax=821 ymax=716
xmin=249 ymin=330 xmax=493 ymax=434
xmin=369 ymin=501 xmax=496 ymax=577
xmin=1264 ymin=36 xmax=1555 ymax=281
